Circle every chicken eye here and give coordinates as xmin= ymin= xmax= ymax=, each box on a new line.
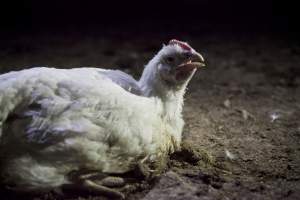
xmin=166 ymin=56 xmax=175 ymax=63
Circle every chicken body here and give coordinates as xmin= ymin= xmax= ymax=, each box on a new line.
xmin=0 ymin=67 xmax=183 ymax=190
xmin=0 ymin=39 xmax=204 ymax=192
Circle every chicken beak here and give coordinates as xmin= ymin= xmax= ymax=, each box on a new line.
xmin=175 ymin=51 xmax=205 ymax=81
xmin=178 ymin=51 xmax=206 ymax=69
xmin=167 ymin=39 xmax=205 ymax=81
xmin=191 ymin=51 xmax=205 ymax=67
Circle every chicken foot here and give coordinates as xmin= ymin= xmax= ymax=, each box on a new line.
xmin=65 ymin=170 xmax=127 ymax=199
xmin=81 ymin=178 xmax=125 ymax=199
xmin=65 ymin=157 xmax=155 ymax=199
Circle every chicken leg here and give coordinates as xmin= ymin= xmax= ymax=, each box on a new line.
xmin=65 ymin=157 xmax=155 ymax=199
xmin=65 ymin=170 xmax=126 ymax=199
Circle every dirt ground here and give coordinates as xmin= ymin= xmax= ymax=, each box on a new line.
xmin=0 ymin=33 xmax=299 ymax=200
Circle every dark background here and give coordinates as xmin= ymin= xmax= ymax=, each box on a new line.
xmin=1 ymin=1 xmax=300 ymax=200
xmin=0 ymin=0 xmax=299 ymax=37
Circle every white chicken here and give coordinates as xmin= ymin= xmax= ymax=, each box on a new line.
xmin=0 ymin=39 xmax=205 ymax=198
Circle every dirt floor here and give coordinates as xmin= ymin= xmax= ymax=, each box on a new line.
xmin=0 ymin=33 xmax=299 ymax=200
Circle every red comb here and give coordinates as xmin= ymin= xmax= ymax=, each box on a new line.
xmin=168 ymin=39 xmax=192 ymax=51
